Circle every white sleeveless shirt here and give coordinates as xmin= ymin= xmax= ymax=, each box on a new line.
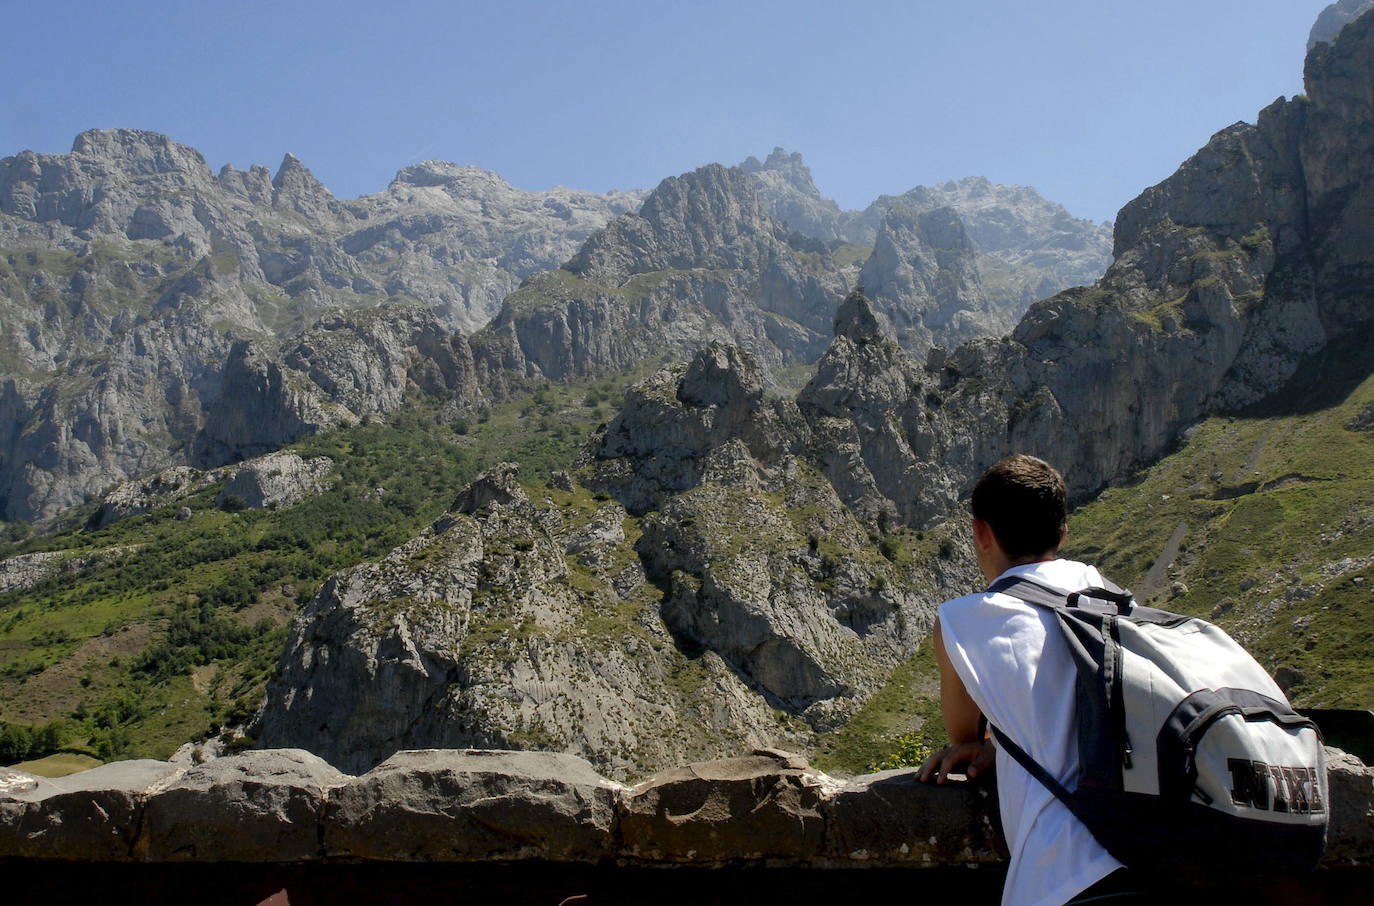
xmin=938 ymin=559 xmax=1123 ymax=906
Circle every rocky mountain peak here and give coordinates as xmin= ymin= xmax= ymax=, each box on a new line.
xmin=832 ymin=290 xmax=887 ymax=345
xmin=739 ymin=147 xmax=823 ymax=197
xmin=1309 ymin=0 xmax=1374 ymax=51
xmin=69 ymin=128 xmax=213 ymax=179
xmin=738 ymin=148 xmax=844 ymax=240
xmin=271 ymin=152 xmax=344 ymax=222
xmin=452 ymin=462 xmax=527 ymax=514
xmin=856 ymin=203 xmax=990 ymax=355
xmin=678 ymin=342 xmax=765 ymax=410
xmin=272 ymin=152 xmax=321 ymax=192
xmin=566 ymin=163 xmax=772 ymax=283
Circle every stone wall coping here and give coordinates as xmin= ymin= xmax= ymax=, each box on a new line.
xmin=1 ymin=746 xmax=1370 ymax=868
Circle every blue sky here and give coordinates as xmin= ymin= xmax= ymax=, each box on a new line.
xmin=1 ymin=0 xmax=1335 ymax=223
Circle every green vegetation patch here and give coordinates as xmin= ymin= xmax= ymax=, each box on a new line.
xmin=812 ymin=640 xmax=943 ymax=775
xmin=1065 ymin=332 xmax=1374 ymax=708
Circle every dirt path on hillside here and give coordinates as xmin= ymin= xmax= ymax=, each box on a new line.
xmin=1141 ymin=521 xmax=1188 ymax=600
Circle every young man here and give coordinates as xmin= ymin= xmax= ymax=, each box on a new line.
xmin=917 ymin=454 xmax=1136 ymax=906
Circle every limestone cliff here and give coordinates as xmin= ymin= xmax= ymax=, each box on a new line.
xmin=0 ymin=130 xmax=638 ymax=521
xmin=791 ymin=13 xmax=1374 ymax=527
xmin=472 ymin=164 xmax=851 ymax=383
xmin=255 ymin=343 xmax=977 ymax=776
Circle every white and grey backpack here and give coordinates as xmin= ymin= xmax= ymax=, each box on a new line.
xmin=986 ymin=576 xmax=1328 ymax=878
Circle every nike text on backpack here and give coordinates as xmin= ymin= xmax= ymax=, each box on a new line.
xmin=985 ymin=576 xmax=1327 ymax=878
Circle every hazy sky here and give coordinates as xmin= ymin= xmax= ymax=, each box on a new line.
xmin=1 ymin=0 xmax=1336 ymax=224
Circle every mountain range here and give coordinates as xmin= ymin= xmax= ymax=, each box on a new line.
xmin=0 ymin=3 xmax=1370 ymax=780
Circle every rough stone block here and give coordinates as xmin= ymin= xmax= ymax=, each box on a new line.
xmin=823 ymin=768 xmax=1002 ymax=864
xmin=1325 ymin=746 xmax=1374 ymax=866
xmin=618 ymin=749 xmax=831 ymax=862
xmin=140 ymin=749 xmax=347 ymax=862
xmin=0 ymin=761 xmax=179 ymax=860
xmin=326 ymin=749 xmax=620 ymax=862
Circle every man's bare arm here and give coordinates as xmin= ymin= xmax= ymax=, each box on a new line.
xmin=919 ymin=618 xmax=995 ymax=783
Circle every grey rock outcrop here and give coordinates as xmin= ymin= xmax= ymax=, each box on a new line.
xmin=738 ymin=149 xmax=1113 ymax=350
xmin=195 ymin=305 xmax=482 ymax=467
xmin=1309 ymin=0 xmax=1374 ymax=51
xmin=215 ymin=452 xmax=333 ymax=510
xmin=0 ymin=129 xmax=638 ymax=522
xmin=90 ymin=449 xmax=335 ymax=527
xmin=474 ymin=163 xmax=850 ymax=383
xmin=858 ymin=204 xmax=1000 ymax=355
xmin=253 ymin=461 xmax=804 ymax=777
xmin=0 ymin=545 xmax=140 ymax=595
xmin=93 ymin=465 xmax=211 ymax=527
xmin=739 ymin=148 xmax=846 ymax=241
xmin=842 ymin=176 xmax=1113 ymax=304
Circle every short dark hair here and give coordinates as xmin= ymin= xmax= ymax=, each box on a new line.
xmin=970 ymin=454 xmax=1067 ymax=559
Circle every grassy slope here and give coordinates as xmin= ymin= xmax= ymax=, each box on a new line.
xmin=1064 ymin=332 xmax=1374 ymax=708
xmin=0 ymin=369 xmax=649 ymax=766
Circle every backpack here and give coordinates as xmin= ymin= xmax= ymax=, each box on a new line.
xmin=985 ymin=575 xmax=1328 ymax=879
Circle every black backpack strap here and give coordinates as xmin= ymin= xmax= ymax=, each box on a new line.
xmin=989 ymin=575 xmax=1135 ymax=615
xmin=988 ymin=724 xmax=1098 ymax=830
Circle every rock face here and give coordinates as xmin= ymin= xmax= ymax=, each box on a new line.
xmin=841 ymin=176 xmax=1114 ymax=307
xmin=195 ymin=305 xmax=482 ymax=467
xmin=473 ymin=164 xmax=851 ymax=383
xmin=252 ymin=459 xmax=809 ymax=777
xmin=0 ymin=130 xmax=638 ymax=522
xmin=738 ymin=150 xmax=1113 ymax=354
xmin=780 ymin=15 xmax=1374 ymax=526
xmin=90 ymin=449 xmax=335 ymax=528
xmin=739 ymin=148 xmax=846 ymax=241
xmin=1309 ymin=0 xmax=1374 ymax=50
xmin=215 ymin=452 xmax=333 ymax=511
xmin=255 ymin=339 xmax=976 ymax=775
xmin=858 ymin=204 xmax=1000 ymax=355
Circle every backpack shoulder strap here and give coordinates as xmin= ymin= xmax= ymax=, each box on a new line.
xmin=988 ymin=724 xmax=1097 ymax=831
xmin=988 ymin=575 xmax=1135 ymax=615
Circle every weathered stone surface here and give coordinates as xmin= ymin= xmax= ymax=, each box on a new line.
xmin=824 ymin=768 xmax=1001 ymax=864
xmin=1309 ymin=0 xmax=1374 ymax=51
xmin=618 ymin=750 xmax=833 ymax=862
xmin=195 ymin=305 xmax=483 ymax=468
xmin=326 ymin=749 xmax=620 ymax=861
xmin=1325 ymin=746 xmax=1374 ymax=865
xmin=254 ymin=461 xmax=800 ymax=779
xmin=0 ymin=545 xmax=141 ymax=593
xmin=0 ymin=129 xmax=639 ymax=523
xmin=858 ymin=203 xmax=999 ymax=356
xmin=739 ymin=147 xmax=846 ymax=242
xmin=215 ymin=451 xmax=333 ymax=510
xmin=93 ymin=465 xmax=213 ymax=527
xmin=475 ymin=163 xmax=849 ymax=384
xmin=0 ymin=760 xmax=179 ymax=860
xmin=4 ymin=745 xmax=1373 ymax=869
xmin=140 ymin=749 xmax=346 ymax=862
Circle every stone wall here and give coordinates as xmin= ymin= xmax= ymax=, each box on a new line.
xmin=2 ymin=747 xmax=1372 ymax=904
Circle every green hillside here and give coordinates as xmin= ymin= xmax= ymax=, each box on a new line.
xmin=0 ymin=370 xmax=646 ymax=766
xmin=1065 ymin=330 xmax=1374 ymax=708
